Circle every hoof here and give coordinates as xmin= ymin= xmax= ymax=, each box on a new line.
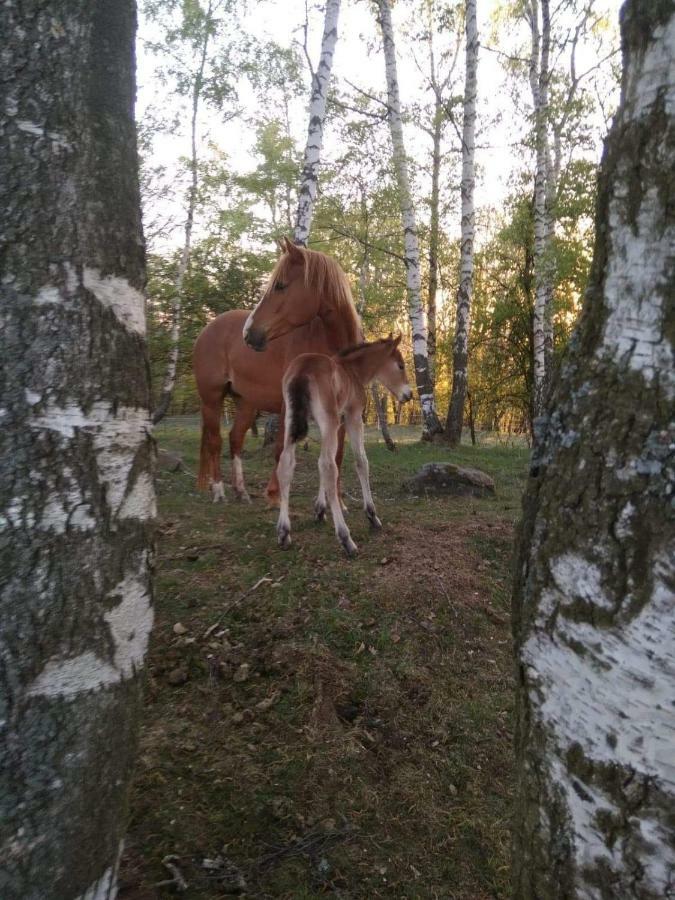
xmin=277 ymin=526 xmax=292 ymax=550
xmin=234 ymin=490 xmax=251 ymax=504
xmin=339 ymin=532 xmax=358 ymax=558
xmin=366 ymin=508 xmax=382 ymax=530
xmin=211 ymin=482 xmax=226 ymax=503
xmin=314 ymin=500 xmax=326 ymax=522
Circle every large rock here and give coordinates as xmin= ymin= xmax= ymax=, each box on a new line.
xmin=403 ymin=462 xmax=496 ymax=498
xmin=157 ymin=448 xmax=184 ymax=472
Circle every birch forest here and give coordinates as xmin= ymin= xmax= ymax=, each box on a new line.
xmin=2 ymin=1 xmax=673 ymax=898
xmin=141 ymin=0 xmax=622 ymax=440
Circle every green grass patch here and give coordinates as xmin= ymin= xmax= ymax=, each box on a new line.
xmin=120 ymin=419 xmax=528 ymax=899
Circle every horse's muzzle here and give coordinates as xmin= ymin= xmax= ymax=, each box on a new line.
xmin=244 ymin=325 xmax=267 ymax=351
xmin=400 ymin=387 xmax=413 ymax=403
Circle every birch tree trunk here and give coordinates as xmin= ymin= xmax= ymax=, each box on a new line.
xmin=428 ymin=100 xmax=442 ymax=388
xmin=444 ymin=0 xmax=478 ymax=445
xmin=513 ymin=3 xmax=675 ymax=895
xmin=153 ymin=0 xmax=213 ymax=424
xmin=0 ymin=3 xmax=154 ymax=899
xmin=294 ymin=0 xmax=341 ymax=246
xmin=529 ymin=0 xmax=552 ymax=420
xmin=376 ymin=0 xmax=442 ymax=437
xmin=371 ymin=385 xmax=397 ymax=452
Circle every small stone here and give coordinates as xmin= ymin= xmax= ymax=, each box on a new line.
xmin=167 ymin=667 xmax=189 ymax=686
xmin=233 ymin=663 xmax=250 ymax=682
xmin=232 ymin=712 xmax=245 ymax=724
xmin=173 ymin=622 xmax=188 ymax=635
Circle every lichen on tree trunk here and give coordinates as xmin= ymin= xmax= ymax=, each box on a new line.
xmin=513 ymin=3 xmax=675 ymax=896
xmin=0 ymin=3 xmax=154 ymax=898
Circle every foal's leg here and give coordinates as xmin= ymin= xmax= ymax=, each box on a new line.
xmin=345 ymin=409 xmax=382 ymax=529
xmin=335 ymin=421 xmax=348 ymax=512
xmin=229 ymin=402 xmax=256 ymax=502
xmin=317 ymin=414 xmax=357 ymax=557
xmin=276 ymin=436 xmax=296 ymax=550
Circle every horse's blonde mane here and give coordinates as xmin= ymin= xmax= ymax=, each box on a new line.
xmin=267 ymin=245 xmax=363 ymax=345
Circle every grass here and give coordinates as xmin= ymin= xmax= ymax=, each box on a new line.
xmin=119 ymin=419 xmax=529 ymax=899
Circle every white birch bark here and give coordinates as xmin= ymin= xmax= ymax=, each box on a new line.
xmin=153 ymin=0 xmax=213 ymax=424
xmin=376 ymin=0 xmax=441 ymax=436
xmin=0 ymin=2 xmax=154 ymax=897
xmin=528 ymin=0 xmax=552 ymax=421
xmin=444 ymin=0 xmax=478 ymax=445
xmin=294 ymin=0 xmax=341 ymax=247
xmin=513 ymin=4 xmax=675 ymax=894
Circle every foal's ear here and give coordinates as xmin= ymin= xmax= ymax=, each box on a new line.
xmin=393 ymin=333 xmax=402 ymax=348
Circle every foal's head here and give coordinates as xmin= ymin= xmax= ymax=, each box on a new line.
xmin=243 ymin=238 xmax=361 ymax=351
xmin=374 ymin=335 xmax=413 ymax=403
xmin=341 ymin=335 xmax=413 ymax=403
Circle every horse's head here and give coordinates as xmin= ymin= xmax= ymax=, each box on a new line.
xmin=244 ymin=238 xmax=321 ymax=351
xmin=376 ymin=335 xmax=413 ymax=403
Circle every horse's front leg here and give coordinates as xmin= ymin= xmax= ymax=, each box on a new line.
xmin=345 ymin=410 xmax=382 ymax=530
xmin=229 ymin=402 xmax=256 ymax=502
xmin=265 ymin=403 xmax=286 ymax=507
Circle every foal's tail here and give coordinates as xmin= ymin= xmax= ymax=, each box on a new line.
xmin=288 ymin=375 xmax=310 ymax=443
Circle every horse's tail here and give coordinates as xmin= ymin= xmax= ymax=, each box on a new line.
xmin=288 ymin=375 xmax=310 ymax=443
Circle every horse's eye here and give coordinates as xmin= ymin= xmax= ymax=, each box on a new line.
xmin=398 ymin=363 xmax=405 ymax=371
xmin=274 ymin=280 xmax=286 ymax=291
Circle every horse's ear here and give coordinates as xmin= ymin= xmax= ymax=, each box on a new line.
xmin=284 ymin=238 xmax=305 ymax=263
xmin=393 ymin=333 xmax=402 ymax=347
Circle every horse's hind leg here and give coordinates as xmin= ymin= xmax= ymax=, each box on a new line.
xmin=229 ymin=402 xmax=256 ymax=502
xmin=198 ymin=395 xmax=225 ymax=502
xmin=265 ymin=403 xmax=285 ymax=507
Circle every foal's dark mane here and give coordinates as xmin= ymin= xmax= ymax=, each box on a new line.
xmin=338 ymin=338 xmax=393 ymax=359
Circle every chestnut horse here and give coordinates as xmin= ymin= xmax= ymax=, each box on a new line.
xmin=276 ymin=336 xmax=412 ymax=557
xmin=194 ymin=239 xmax=362 ymax=502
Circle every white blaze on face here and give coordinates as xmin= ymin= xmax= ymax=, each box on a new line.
xmin=243 ymin=298 xmax=263 ymax=342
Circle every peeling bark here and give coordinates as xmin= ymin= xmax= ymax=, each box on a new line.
xmin=376 ymin=0 xmax=442 ymax=437
xmin=294 ymin=0 xmax=341 ymax=247
xmin=0 ymin=3 xmax=154 ymax=898
xmin=513 ymin=3 xmax=675 ymax=896
xmin=444 ymin=0 xmax=478 ymax=445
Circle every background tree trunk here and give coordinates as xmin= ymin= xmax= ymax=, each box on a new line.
xmin=294 ymin=0 xmax=341 ymax=246
xmin=371 ymin=384 xmax=397 ymax=452
xmin=0 ymin=3 xmax=154 ymax=899
xmin=428 ymin=102 xmax=442 ymax=388
xmin=376 ymin=0 xmax=442 ymax=439
xmin=513 ymin=3 xmax=675 ymax=895
xmin=528 ymin=0 xmax=552 ymax=420
xmin=153 ymin=0 xmax=213 ymax=424
xmin=444 ymin=0 xmax=479 ymax=445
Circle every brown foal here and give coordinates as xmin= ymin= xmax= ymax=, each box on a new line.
xmin=276 ymin=336 xmax=412 ymax=557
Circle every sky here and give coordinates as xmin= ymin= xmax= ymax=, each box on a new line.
xmin=136 ymin=0 xmax=623 ymax=252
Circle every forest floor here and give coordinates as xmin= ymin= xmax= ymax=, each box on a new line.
xmin=119 ymin=419 xmax=529 ymax=900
